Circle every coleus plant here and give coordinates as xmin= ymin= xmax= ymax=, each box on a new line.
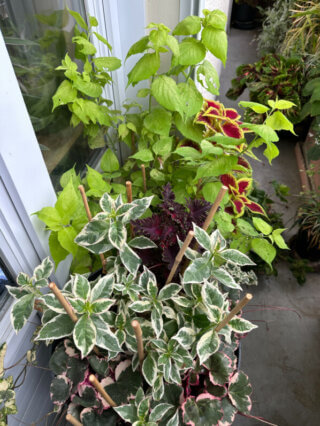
xmin=9 ymin=187 xmax=265 ymax=425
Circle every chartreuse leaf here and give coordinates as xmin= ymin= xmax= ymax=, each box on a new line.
xmin=36 ymin=207 xmax=64 ymax=231
xmin=266 ymin=110 xmax=295 ymax=134
xmin=252 ymin=217 xmax=272 ymax=235
xmin=201 ymin=26 xmax=227 ymax=66
xmin=264 ymin=141 xmax=280 ymax=164
xmin=236 ymin=218 xmax=259 ymax=237
xmin=55 ymin=179 xmax=80 ymax=223
xmin=228 ymin=371 xmax=252 ymax=414
xmin=240 ymin=122 xmax=279 ymax=143
xmin=202 ymin=181 xmax=228 ymax=205
xmin=197 ymin=59 xmax=220 ymax=95
xmin=196 ymin=329 xmax=220 ymax=364
xmin=93 ymin=56 xmax=121 ymax=71
xmin=142 ymin=353 xmax=157 ymax=386
xmin=100 ymin=148 xmax=120 ymax=173
xmin=11 ymin=293 xmax=34 ymax=332
xmin=174 ymin=113 xmax=203 ymax=143
xmin=238 ymin=100 xmax=269 ymax=114
xmin=204 ymin=9 xmax=227 ymax=30
xmin=178 ymin=37 xmax=206 ymax=66
xmin=128 ymin=52 xmax=160 ymax=85
xmin=196 ymin=156 xmax=238 ymax=179
xmin=86 ymin=166 xmax=111 ymax=197
xmin=131 ymin=149 xmax=154 ymax=162
xmin=144 ymin=108 xmax=172 ymax=136
xmin=126 ymin=35 xmax=149 ymax=60
xmin=58 ymin=226 xmax=78 ymax=257
xmin=52 ymin=80 xmax=77 ymax=111
xmin=272 ymin=228 xmax=289 ymax=249
xmin=178 ymin=79 xmax=203 ymax=117
xmin=220 ymin=249 xmax=255 ymax=266
xmin=67 ymin=7 xmax=88 ymax=30
xmin=172 ymin=15 xmax=201 ymax=35
xmin=268 ymin=99 xmax=296 ymax=110
xmin=73 ymin=315 xmax=96 ymax=357
xmin=251 ymin=238 xmax=276 ymax=267
xmin=151 ymin=76 xmax=184 ymax=115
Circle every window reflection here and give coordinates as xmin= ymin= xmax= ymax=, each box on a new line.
xmin=0 ymin=0 xmax=101 ymax=188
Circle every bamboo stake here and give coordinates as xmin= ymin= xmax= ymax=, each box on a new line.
xmin=66 ymin=414 xmax=83 ymax=426
xmin=126 ymin=181 xmax=133 ymax=203
xmin=165 ymin=231 xmax=194 ymax=285
xmin=202 ymin=185 xmax=228 ymax=232
xmin=215 ymin=293 xmax=253 ymax=332
xmin=49 ymin=283 xmax=100 ymax=356
xmin=49 ymin=283 xmax=78 ymax=323
xmin=78 ymin=185 xmax=106 ymax=274
xmin=131 ymin=320 xmax=144 ymax=368
xmin=141 ymin=165 xmax=147 ymax=193
xmin=89 ymin=375 xmax=116 ymax=407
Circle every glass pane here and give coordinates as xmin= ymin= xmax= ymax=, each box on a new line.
xmin=0 ymin=258 xmax=13 ymax=315
xmin=0 ymin=0 xmax=101 ymax=188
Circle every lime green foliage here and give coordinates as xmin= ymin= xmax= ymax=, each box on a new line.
xmin=52 ymin=8 xmax=121 ymax=148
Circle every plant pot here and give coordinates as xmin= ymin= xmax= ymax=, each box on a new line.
xmin=291 ymin=230 xmax=320 ymax=261
xmin=232 ymin=3 xmax=258 ymax=29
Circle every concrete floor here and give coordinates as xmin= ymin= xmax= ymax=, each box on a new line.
xmin=219 ymin=29 xmax=320 ymax=426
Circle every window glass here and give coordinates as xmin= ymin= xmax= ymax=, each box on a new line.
xmin=0 ymin=0 xmax=101 ymax=188
xmin=0 ymin=258 xmax=13 ymax=314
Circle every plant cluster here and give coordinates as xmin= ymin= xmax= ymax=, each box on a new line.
xmin=9 ymin=190 xmax=262 ymax=425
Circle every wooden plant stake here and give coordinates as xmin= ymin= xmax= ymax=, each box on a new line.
xmin=49 ymin=282 xmax=100 ymax=356
xmin=66 ymin=414 xmax=83 ymax=426
xmin=141 ymin=165 xmax=147 ymax=193
xmin=126 ymin=181 xmax=133 ymax=203
xmin=78 ymin=185 xmax=106 ymax=274
xmin=49 ymin=283 xmax=78 ymax=323
xmin=131 ymin=320 xmax=144 ymax=368
xmin=89 ymin=375 xmax=116 ymax=407
xmin=215 ymin=293 xmax=253 ymax=332
xmin=202 ymin=185 xmax=228 ymax=232
xmin=165 ymin=231 xmax=194 ymax=285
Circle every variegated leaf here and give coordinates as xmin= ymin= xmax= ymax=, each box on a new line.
xmin=11 ymin=293 xmax=34 ymax=332
xmin=73 ymin=274 xmax=90 ymax=300
xmin=36 ymin=314 xmax=74 ymax=340
xmin=196 ymin=329 xmax=220 ymax=364
xmin=128 ymin=236 xmax=157 ymax=249
xmin=73 ymin=315 xmax=96 ymax=357
xmin=120 ymin=243 xmax=141 ymax=275
xmin=90 ymin=274 xmax=114 ymax=300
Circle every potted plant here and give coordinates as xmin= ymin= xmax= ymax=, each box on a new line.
xmin=7 ymin=189 xmax=268 ymax=425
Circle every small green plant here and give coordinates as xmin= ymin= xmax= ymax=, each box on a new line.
xmin=52 ymin=8 xmax=121 ymax=148
xmin=0 ymin=344 xmax=17 ymax=425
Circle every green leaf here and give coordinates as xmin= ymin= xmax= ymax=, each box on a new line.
xmin=130 ymin=149 xmax=154 ymax=162
xmin=142 ymin=353 xmax=157 ymax=386
xmin=196 ymin=329 xmax=220 ymax=364
xmin=220 ymin=249 xmax=255 ymax=266
xmin=196 ymin=156 xmax=238 ymax=179
xmin=129 ymin=236 xmax=157 ymax=249
xmin=183 ymin=397 xmax=223 ymax=425
xmin=204 ymin=9 xmax=227 ymax=30
xmin=174 ymin=146 xmax=201 ymax=159
xmin=268 ymin=99 xmax=296 ymax=110
xmin=173 ymin=15 xmax=201 ymax=35
xmin=236 ymin=219 xmax=258 ymax=237
xmin=36 ymin=207 xmax=64 ymax=231
xmin=73 ymin=315 xmax=96 ymax=357
xmin=52 ymin=80 xmax=77 ymax=111
xmin=151 ymin=76 xmax=183 ymax=114
xmin=197 ymin=60 xmax=220 ymax=95
xmin=93 ymin=57 xmax=121 ymax=71
xmin=72 ymin=36 xmax=96 ymax=55
xmin=174 ymin=113 xmax=203 ymax=143
xmin=67 ymin=7 xmax=88 ymax=30
xmin=215 ymin=210 xmax=234 ymax=234
xmin=251 ymin=238 xmax=276 ymax=266
xmin=204 ymin=352 xmax=233 ymax=386
xmin=73 ymin=274 xmax=90 ymax=300
xmin=100 ymin=149 xmax=120 ymax=173
xmin=120 ymin=243 xmax=141 ymax=275
xmin=152 ymin=137 xmax=173 ymax=156
xmin=178 ymin=79 xmax=203 ymax=117
xmin=11 ymin=294 xmax=34 ymax=332
xmin=86 ymin=166 xmax=111 ymax=197
xmin=265 ymin=110 xmax=295 ymax=134
xmin=201 ymin=27 xmax=227 ymax=66
xmin=92 ymin=316 xmax=121 ymax=352
xmin=202 ymin=181 xmax=228 ymax=205
xmin=238 ymin=101 xmax=269 ymax=114
xmin=49 ymin=231 xmax=69 ymax=266
xmin=229 ymin=317 xmax=257 ymax=334
xmin=252 ymin=218 xmax=272 ymax=235
xmin=228 ymin=371 xmax=252 ymax=414
xmin=55 ymin=179 xmax=80 ymax=223
xmin=126 ymin=35 xmax=150 ymax=60
xmin=58 ymin=226 xmax=78 ymax=257
xmin=128 ymin=52 xmax=160 ymax=85
xmin=144 ymin=108 xmax=172 ymax=136
xmin=93 ymin=32 xmax=112 ymax=50
xmin=272 ymin=228 xmax=289 ymax=249
xmin=240 ymin=122 xmax=279 ymax=143
xmin=178 ymin=37 xmax=206 ymax=66
xmin=37 ymin=314 xmax=74 ymax=340
xmin=50 ymin=375 xmax=71 ymax=405
xmin=166 ymin=35 xmax=179 ymax=56
xmin=72 ymin=77 xmax=102 ymax=98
